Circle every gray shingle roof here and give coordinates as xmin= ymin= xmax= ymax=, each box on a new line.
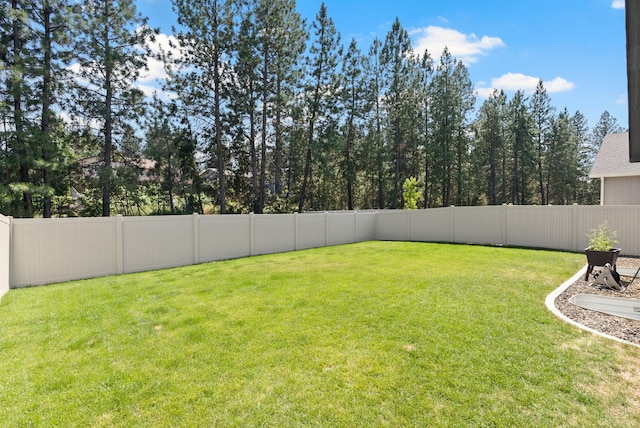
xmin=589 ymin=132 xmax=640 ymax=178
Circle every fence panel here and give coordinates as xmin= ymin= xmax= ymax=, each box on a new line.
xmin=199 ymin=214 xmax=251 ymax=262
xmin=452 ymin=206 xmax=505 ymax=245
xmin=297 ymin=213 xmax=326 ymax=250
xmin=409 ymin=208 xmax=451 ymax=242
xmin=253 ymin=214 xmax=296 ymax=255
xmin=11 ymin=217 xmax=118 ymax=287
xmin=0 ymin=215 xmax=10 ymax=298
xmin=577 ymin=206 xmax=640 ymax=256
xmin=504 ymin=206 xmax=574 ymax=250
xmin=376 ymin=211 xmax=410 ymax=241
xmin=355 ymin=211 xmax=377 ymax=242
xmin=122 ymin=216 xmax=195 ymax=273
xmin=328 ymin=212 xmax=356 ymax=246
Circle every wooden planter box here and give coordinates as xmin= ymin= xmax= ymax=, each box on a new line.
xmin=584 ymin=248 xmax=621 ymax=280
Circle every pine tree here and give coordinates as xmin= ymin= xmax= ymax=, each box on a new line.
xmin=529 ymin=79 xmax=554 ymax=205
xmin=72 ymin=0 xmax=156 ymax=217
xmin=1 ymin=0 xmax=34 ymax=216
xmin=381 ymin=17 xmax=413 ymax=208
xmin=341 ymin=38 xmax=366 ymax=210
xmin=591 ymin=110 xmax=623 ymax=149
xmin=362 ymin=37 xmax=387 ymax=208
xmin=507 ymin=90 xmax=533 ymax=204
xmin=571 ymin=110 xmax=597 ymax=204
xmin=33 ymin=0 xmax=76 ymax=217
xmin=417 ymin=49 xmax=434 ymax=207
xmin=231 ymin=2 xmax=260 ymax=212
xmin=547 ymin=108 xmax=579 ymax=204
xmin=298 ymin=2 xmax=342 ymax=212
xmin=429 ymin=48 xmax=474 ymax=206
xmin=474 ymin=89 xmax=507 ymax=205
xmin=146 ymin=102 xmax=178 ymax=214
xmin=171 ymin=0 xmax=235 ymax=214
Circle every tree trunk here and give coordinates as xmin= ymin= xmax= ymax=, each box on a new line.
xmin=42 ymin=2 xmax=53 ymax=217
xmin=258 ymin=40 xmax=269 ymax=214
xmin=12 ymin=0 xmax=33 ymax=216
xmin=298 ymin=144 xmax=312 ymax=213
xmin=102 ymin=0 xmax=113 ymax=217
xmin=274 ymin=75 xmax=283 ymax=196
xmin=214 ymin=48 xmax=226 ymax=214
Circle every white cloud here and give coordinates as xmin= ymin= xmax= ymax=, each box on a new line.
xmin=545 ymin=76 xmax=576 ymax=92
xmin=612 ymin=0 xmax=625 ymax=9
xmin=137 ymin=32 xmax=183 ymax=82
xmin=476 ymin=87 xmax=497 ymax=98
xmin=617 ymin=94 xmax=628 ymax=105
xmin=411 ymin=26 xmax=504 ymax=64
xmin=134 ymin=83 xmax=178 ymax=101
xmin=476 ymin=72 xmax=575 ymax=97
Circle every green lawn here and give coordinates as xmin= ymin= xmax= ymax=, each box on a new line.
xmin=1 ymin=242 xmax=639 ymax=427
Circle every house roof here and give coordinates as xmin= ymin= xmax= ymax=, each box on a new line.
xmin=589 ymin=132 xmax=640 ymax=178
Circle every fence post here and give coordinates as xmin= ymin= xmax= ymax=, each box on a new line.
xmin=193 ymin=213 xmax=200 ymax=264
xmin=116 ymin=214 xmax=123 ymax=274
xmin=502 ymin=204 xmax=508 ymax=246
xmin=294 ymin=212 xmax=298 ymax=251
xmin=354 ymin=211 xmax=358 ymax=243
xmin=4 ymin=215 xmax=12 ymax=291
xmin=250 ymin=213 xmax=255 ymax=256
xmin=572 ymin=204 xmax=579 ymax=252
xmin=450 ymin=206 xmax=455 ymax=243
xmin=325 ymin=212 xmax=329 ymax=246
xmin=9 ymin=215 xmax=13 ymax=289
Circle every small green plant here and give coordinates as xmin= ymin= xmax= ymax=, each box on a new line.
xmin=402 ymin=176 xmax=419 ymax=210
xmin=586 ymin=220 xmax=619 ymax=251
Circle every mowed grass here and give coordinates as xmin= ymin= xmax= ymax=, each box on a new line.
xmin=1 ymin=242 xmax=640 ymax=427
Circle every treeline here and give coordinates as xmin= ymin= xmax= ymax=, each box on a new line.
xmin=0 ymin=0 xmax=625 ymax=218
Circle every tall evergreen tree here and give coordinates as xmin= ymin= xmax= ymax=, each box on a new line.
xmin=451 ymin=60 xmax=475 ymax=205
xmin=264 ymin=0 xmax=306 ymax=205
xmin=171 ymin=0 xmax=235 ymax=214
xmin=381 ymin=17 xmax=413 ymax=208
xmin=231 ymin=2 xmax=260 ymax=211
xmin=591 ymin=110 xmax=623 ymax=149
xmin=529 ymin=79 xmax=554 ymax=205
xmin=547 ymin=108 xmax=579 ymax=204
xmin=473 ymin=89 xmax=507 ymax=205
xmin=1 ymin=0 xmax=34 ymax=216
xmin=341 ymin=38 xmax=366 ymax=210
xmin=362 ymin=37 xmax=387 ymax=208
xmin=34 ymin=0 xmax=76 ymax=217
xmin=571 ymin=110 xmax=597 ymax=204
xmin=72 ymin=0 xmax=156 ymax=217
xmin=507 ymin=90 xmax=533 ymax=204
xmin=298 ymin=2 xmax=342 ymax=212
xmin=417 ymin=49 xmax=434 ymax=207
xmin=429 ymin=48 xmax=474 ymax=207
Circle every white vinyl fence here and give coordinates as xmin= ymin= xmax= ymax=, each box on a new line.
xmin=0 ymin=214 xmax=10 ymax=298
xmin=8 ymin=211 xmax=377 ymax=288
xmin=376 ymin=205 xmax=640 ymax=254
xmin=3 ymin=205 xmax=640 ymax=291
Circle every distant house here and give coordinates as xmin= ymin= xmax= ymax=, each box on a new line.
xmin=78 ymin=156 xmax=157 ymax=183
xmin=590 ymin=132 xmax=640 ymax=205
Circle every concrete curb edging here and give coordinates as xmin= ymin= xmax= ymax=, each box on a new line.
xmin=545 ymin=265 xmax=640 ymax=348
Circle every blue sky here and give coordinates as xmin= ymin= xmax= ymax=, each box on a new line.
xmin=136 ymin=0 xmax=627 ymax=129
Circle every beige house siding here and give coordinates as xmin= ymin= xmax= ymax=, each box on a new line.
xmin=590 ymin=132 xmax=640 ymax=205
xmin=602 ymin=176 xmax=640 ymax=205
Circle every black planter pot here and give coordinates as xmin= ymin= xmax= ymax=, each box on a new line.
xmin=584 ymin=247 xmax=621 ymax=280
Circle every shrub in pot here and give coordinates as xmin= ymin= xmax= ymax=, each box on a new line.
xmin=584 ymin=220 xmax=620 ymax=280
